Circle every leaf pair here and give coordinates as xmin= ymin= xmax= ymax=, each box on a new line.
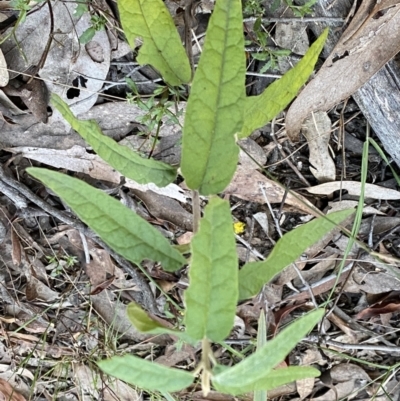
xmin=181 ymin=4 xmax=328 ymax=195
xmin=116 ymin=0 xmax=328 ymax=195
xmin=98 ymin=309 xmax=324 ymax=395
xmin=97 ymin=196 xmax=337 ymax=395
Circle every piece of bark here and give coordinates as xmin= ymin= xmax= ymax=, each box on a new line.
xmin=309 ymin=0 xmax=400 ymax=168
xmin=286 ymin=0 xmax=400 ymax=141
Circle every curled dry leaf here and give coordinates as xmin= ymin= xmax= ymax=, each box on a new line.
xmin=301 ymin=111 xmax=335 ymax=182
xmin=355 ymin=290 xmax=400 ymax=320
xmin=285 ymin=0 xmax=400 ymax=141
xmin=306 ymin=181 xmax=400 ymax=200
xmin=131 ymin=188 xmax=193 ymax=231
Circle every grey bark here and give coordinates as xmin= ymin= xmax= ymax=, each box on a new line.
xmin=310 ymin=0 xmax=400 ymax=168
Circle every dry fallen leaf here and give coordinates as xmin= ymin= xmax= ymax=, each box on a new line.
xmin=301 ymin=111 xmax=335 ymax=182
xmin=2 ymin=1 xmax=110 ymax=119
xmin=311 ymin=364 xmax=369 ymax=401
xmin=306 ymin=181 xmax=400 ymax=200
xmin=90 ymin=290 xmax=168 ymax=344
xmin=296 ymin=377 xmax=315 ymax=400
xmin=328 ymin=200 xmax=384 ymax=215
xmin=0 ymin=378 xmax=27 ymax=401
xmin=275 ymin=22 xmax=309 ymax=56
xmin=0 ymin=49 xmax=9 ymax=87
xmin=355 ymin=290 xmax=400 ymax=320
xmin=73 ymin=363 xmax=142 ymax=400
xmin=5 ymin=145 xmax=189 ymax=204
xmin=344 ymin=264 xmax=400 ymax=294
xmin=285 ymin=0 xmax=400 ymax=141
xmin=224 ymin=165 xmax=320 ymax=216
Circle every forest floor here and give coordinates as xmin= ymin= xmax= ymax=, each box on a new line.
xmin=0 ymin=0 xmax=400 ymax=400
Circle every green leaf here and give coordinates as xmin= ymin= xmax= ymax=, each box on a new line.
xmin=239 ymin=209 xmax=353 ymax=300
xmin=185 ymin=197 xmax=238 ymax=342
xmin=98 ymin=355 xmax=194 ymax=392
xmin=51 ymin=94 xmax=176 ymax=187
xmin=74 ymin=2 xmax=88 ymax=18
xmin=181 ymin=0 xmax=245 ymax=195
xmin=27 ymin=168 xmax=186 ymax=272
xmin=253 ymin=312 xmax=267 ymax=401
xmin=127 ymin=302 xmax=196 ymax=343
xmin=127 ymin=302 xmax=176 ymax=334
xmin=79 ymin=27 xmax=96 ymax=44
xmin=212 ymin=309 xmax=324 ymax=393
xmin=117 ymin=0 xmax=191 ymax=86
xmin=214 ymin=366 xmax=320 ymax=395
xmin=239 ymin=28 xmax=328 ymax=139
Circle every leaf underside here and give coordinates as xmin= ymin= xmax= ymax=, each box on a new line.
xmin=181 ymin=0 xmax=245 ymax=195
xmin=212 ymin=309 xmax=324 ymax=394
xmin=27 ymin=168 xmax=186 ymax=272
xmin=51 ymin=94 xmax=177 ymax=187
xmin=98 ymin=355 xmax=194 ymax=392
xmin=185 ymin=197 xmax=238 ymax=342
xmin=118 ymin=0 xmax=191 ymax=85
xmin=214 ymin=366 xmax=320 ymax=395
xmin=239 ymin=28 xmax=328 ymax=139
xmin=239 ymin=209 xmax=353 ymax=300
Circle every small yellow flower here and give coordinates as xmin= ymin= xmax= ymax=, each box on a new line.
xmin=233 ymin=221 xmax=246 ymax=234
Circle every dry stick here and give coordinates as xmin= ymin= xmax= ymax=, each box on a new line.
xmin=244 ymin=217 xmax=255 ymax=263
xmin=235 ymin=233 xmax=265 ymax=260
xmin=259 ymin=183 xmax=319 ymax=308
xmin=304 ymin=334 xmax=400 ymax=354
xmin=0 ymin=180 xmax=28 ymax=209
xmin=0 ymin=165 xmax=159 ymax=314
xmin=243 ymin=17 xmax=345 ymax=24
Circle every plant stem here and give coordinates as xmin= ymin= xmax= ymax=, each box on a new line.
xmin=201 ymin=338 xmax=212 ymax=396
xmin=192 ymin=189 xmax=200 ymax=233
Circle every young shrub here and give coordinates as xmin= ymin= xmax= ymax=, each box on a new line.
xmin=26 ymin=0 xmax=338 ymax=396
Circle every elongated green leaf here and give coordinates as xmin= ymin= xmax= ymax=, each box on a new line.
xmin=118 ymin=0 xmax=191 ymax=86
xmin=28 ymin=168 xmax=185 ymax=272
xmin=212 ymin=309 xmax=324 ymax=391
xmin=51 ymin=94 xmax=176 ymax=187
xmin=185 ymin=197 xmax=238 ymax=342
xmin=254 ymin=312 xmax=267 ymax=401
xmin=239 ymin=209 xmax=353 ymax=300
xmin=98 ymin=355 xmax=193 ymax=392
xmin=239 ymin=28 xmax=328 ymax=139
xmin=181 ymin=0 xmax=245 ymax=195
xmin=214 ymin=366 xmax=320 ymax=395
